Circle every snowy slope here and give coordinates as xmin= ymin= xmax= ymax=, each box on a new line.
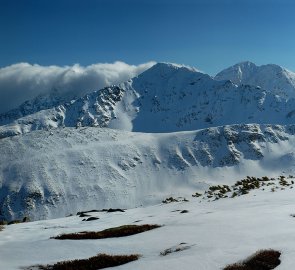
xmin=1 ymin=124 xmax=295 ymax=221
xmin=2 ymin=62 xmax=295 ymax=137
xmin=0 ymin=90 xmax=68 ymax=126
xmin=215 ymin=61 xmax=295 ymax=98
xmin=1 ymin=186 xmax=295 ymax=270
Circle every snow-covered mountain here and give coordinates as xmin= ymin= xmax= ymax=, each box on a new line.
xmin=215 ymin=61 xmax=295 ymax=99
xmin=2 ymin=61 xmax=295 ymax=222
xmin=0 ymin=89 xmax=68 ymax=126
xmin=2 ymin=62 xmax=295 ymax=138
xmin=1 ymin=124 xmax=295 ymax=221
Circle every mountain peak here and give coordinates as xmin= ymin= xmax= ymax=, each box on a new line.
xmin=234 ymin=61 xmax=257 ymax=68
xmin=156 ymin=62 xmax=199 ymax=71
xmin=141 ymin=62 xmax=201 ymax=76
xmin=216 ymin=61 xmax=286 ymax=79
xmin=134 ymin=62 xmax=206 ymax=85
xmin=3 ymin=60 xmax=295 ymax=138
xmin=225 ymin=61 xmax=284 ymax=70
xmin=215 ymin=61 xmax=295 ymax=98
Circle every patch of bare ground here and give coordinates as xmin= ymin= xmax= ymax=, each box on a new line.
xmin=224 ymin=249 xmax=281 ymax=270
xmin=53 ymin=224 xmax=161 ymax=240
xmin=25 ymin=253 xmax=140 ymax=270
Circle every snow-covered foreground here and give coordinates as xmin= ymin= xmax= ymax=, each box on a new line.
xmin=1 ymin=187 xmax=295 ymax=270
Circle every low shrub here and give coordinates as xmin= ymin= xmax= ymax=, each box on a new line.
xmin=82 ymin=217 xmax=99 ymax=222
xmin=25 ymin=253 xmax=140 ymax=270
xmin=180 ymin=210 xmax=189 ymax=214
xmin=79 ymin=213 xmax=91 ymax=217
xmin=104 ymin=208 xmax=125 ymax=213
xmin=76 ymin=210 xmax=100 ymax=215
xmin=8 ymin=220 xmax=22 ymax=225
xmin=197 ymin=175 xmax=295 ymax=202
xmin=192 ymin=192 xmax=202 ymax=197
xmin=224 ymin=249 xmax=281 ymax=270
xmin=77 ymin=208 xmax=125 ymax=216
xmin=162 ymin=197 xmax=179 ymax=203
xmin=0 ymin=217 xmax=30 ymax=226
xmin=53 ymin=224 xmax=161 ymax=240
xmin=0 ymin=220 xmax=7 ymax=225
xmin=162 ymin=197 xmax=188 ymax=203
xmin=22 ymin=216 xmax=30 ymax=222
xmin=160 ymin=243 xmax=193 ymax=256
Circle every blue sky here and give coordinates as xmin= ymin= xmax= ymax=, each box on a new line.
xmin=1 ymin=0 xmax=295 ymax=75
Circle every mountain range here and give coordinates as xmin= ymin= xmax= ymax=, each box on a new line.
xmin=1 ymin=61 xmax=295 ymax=220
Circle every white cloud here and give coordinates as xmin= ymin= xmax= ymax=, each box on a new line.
xmin=0 ymin=61 xmax=156 ymax=114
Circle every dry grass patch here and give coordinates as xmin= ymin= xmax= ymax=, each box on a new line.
xmin=53 ymin=224 xmax=161 ymax=240
xmin=197 ymin=175 xmax=295 ymax=202
xmin=162 ymin=197 xmax=188 ymax=203
xmin=224 ymin=249 xmax=281 ymax=270
xmin=25 ymin=253 xmax=140 ymax=270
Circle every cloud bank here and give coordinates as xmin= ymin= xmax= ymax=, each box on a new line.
xmin=0 ymin=61 xmax=156 ymax=114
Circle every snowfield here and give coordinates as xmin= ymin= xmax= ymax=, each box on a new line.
xmin=1 ymin=186 xmax=295 ymax=270
xmin=1 ymin=124 xmax=295 ymax=221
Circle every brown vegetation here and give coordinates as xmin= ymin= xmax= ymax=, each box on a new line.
xmin=180 ymin=210 xmax=189 ymax=214
xmin=77 ymin=208 xmax=125 ymax=216
xmin=160 ymin=243 xmax=193 ymax=256
xmin=196 ymin=175 xmax=295 ymax=201
xmin=162 ymin=197 xmax=188 ymax=203
xmin=82 ymin=217 xmax=100 ymax=222
xmin=53 ymin=224 xmax=161 ymax=240
xmin=25 ymin=253 xmax=140 ymax=270
xmin=224 ymin=249 xmax=281 ymax=270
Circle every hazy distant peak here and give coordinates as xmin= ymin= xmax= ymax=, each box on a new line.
xmin=146 ymin=62 xmax=201 ymax=74
xmin=215 ymin=61 xmax=295 ymax=98
xmin=216 ymin=61 xmax=287 ymax=78
xmin=235 ymin=61 xmax=257 ymax=68
xmin=134 ymin=62 xmax=207 ymax=85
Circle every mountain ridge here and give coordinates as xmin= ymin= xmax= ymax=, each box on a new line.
xmin=2 ymin=61 xmax=295 ymax=221
xmin=2 ymin=62 xmax=295 ymax=138
xmin=215 ymin=61 xmax=295 ymax=98
xmin=1 ymin=123 xmax=295 ymax=220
